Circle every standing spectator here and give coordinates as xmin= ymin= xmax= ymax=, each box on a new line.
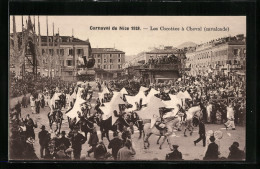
xmin=24 ymin=114 xmax=37 ymax=139
xmin=22 ymin=94 xmax=28 ymax=108
xmin=117 ymin=140 xmax=136 ymax=161
xmin=38 ymin=125 xmax=51 ymax=158
xmin=121 ymin=126 xmax=131 ymax=145
xmin=108 ymin=132 xmax=123 ymax=160
xmin=194 ymin=120 xmax=206 ymax=147
xmin=228 ymin=142 xmax=245 ymax=160
xmin=224 ymin=103 xmax=236 ymax=130
xmin=57 ymin=131 xmax=71 ymax=150
xmin=94 ymin=141 xmax=107 ymax=160
xmin=40 ymin=92 xmax=45 ymax=108
xmin=203 ymin=136 xmax=219 ymax=160
xmin=14 ymin=100 xmax=21 ymax=118
xmin=30 ymin=94 xmax=35 ymax=114
xmin=165 ymin=145 xmax=183 ymax=161
xmin=87 ymin=127 xmax=99 ymax=157
xmin=70 ymin=127 xmax=87 ymax=159
xmin=206 ymin=102 xmax=212 ymax=123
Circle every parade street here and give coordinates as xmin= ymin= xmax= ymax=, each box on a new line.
xmin=11 ymin=83 xmax=245 ymax=161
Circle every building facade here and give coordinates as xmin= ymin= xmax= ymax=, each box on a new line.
xmin=92 ymin=48 xmax=125 ymax=79
xmin=40 ymin=35 xmax=92 ymax=81
xmin=145 ymin=46 xmax=186 ymax=63
xmin=185 ymin=34 xmax=246 ymax=77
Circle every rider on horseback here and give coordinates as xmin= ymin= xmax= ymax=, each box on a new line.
xmin=154 ymin=108 xmax=167 ymax=136
xmin=176 ymin=104 xmax=187 ymax=122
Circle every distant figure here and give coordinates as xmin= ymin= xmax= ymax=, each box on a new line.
xmin=165 ymin=145 xmax=183 ymax=161
xmin=203 ymin=136 xmax=219 ymax=160
xmin=228 ymin=142 xmax=245 ymax=160
xmin=22 ymin=94 xmax=28 ymax=108
xmin=224 ymin=103 xmax=236 ymax=130
xmin=117 ymin=140 xmax=136 ymax=161
xmin=30 ymin=94 xmax=35 ymax=114
xmin=194 ymin=120 xmax=206 ymax=147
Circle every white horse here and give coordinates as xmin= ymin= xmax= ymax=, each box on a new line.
xmin=181 ymin=106 xmax=202 ymax=137
xmin=143 ymin=116 xmax=180 ymax=150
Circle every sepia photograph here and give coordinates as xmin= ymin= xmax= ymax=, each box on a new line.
xmin=9 ymin=16 xmax=246 ymax=161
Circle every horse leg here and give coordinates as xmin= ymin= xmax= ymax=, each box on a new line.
xmin=84 ymin=131 xmax=88 ymax=140
xmin=157 ymin=136 xmax=161 ymax=144
xmin=143 ymin=133 xmax=151 ymax=149
xmin=159 ymin=136 xmax=167 ymax=149
xmin=190 ymin=126 xmax=194 ymax=136
xmin=58 ymin=120 xmax=62 ymax=134
xmin=106 ymin=130 xmax=110 ymax=142
xmin=184 ymin=128 xmax=187 ymax=137
xmin=166 ymin=138 xmax=172 ymax=150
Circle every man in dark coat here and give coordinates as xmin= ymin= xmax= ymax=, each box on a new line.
xmin=22 ymin=94 xmax=28 ymax=108
xmin=228 ymin=142 xmax=245 ymax=160
xmin=108 ymin=132 xmax=123 ymax=160
xmin=87 ymin=127 xmax=99 ymax=157
xmin=94 ymin=141 xmax=107 ymax=160
xmin=165 ymin=145 xmax=183 ymax=161
xmin=24 ymin=114 xmax=37 ymax=139
xmin=194 ymin=120 xmax=206 ymax=147
xmin=70 ymin=127 xmax=87 ymax=159
xmin=204 ymin=136 xmax=219 ymax=160
xmin=57 ymin=131 xmax=71 ymax=150
xmin=38 ymin=125 xmax=51 ymax=158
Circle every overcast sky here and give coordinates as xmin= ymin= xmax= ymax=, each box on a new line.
xmin=10 ymin=16 xmax=246 ymax=55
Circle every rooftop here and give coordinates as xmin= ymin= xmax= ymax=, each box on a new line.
xmin=92 ymin=48 xmax=125 ymax=54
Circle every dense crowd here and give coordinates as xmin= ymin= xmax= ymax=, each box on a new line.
xmin=10 ymin=72 xmax=73 ymax=98
xmin=9 ymin=70 xmax=246 ymax=161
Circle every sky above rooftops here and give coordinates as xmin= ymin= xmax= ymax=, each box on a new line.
xmin=10 ymin=16 xmax=246 ymax=56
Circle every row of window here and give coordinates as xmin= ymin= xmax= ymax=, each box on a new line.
xmin=188 ymin=48 xmax=245 ymax=62
xmin=94 ymin=54 xmax=122 ymax=58
xmin=97 ymin=64 xmax=122 ymax=69
xmin=42 ymin=48 xmax=84 ymax=56
xmin=96 ymin=58 xmax=121 ymax=63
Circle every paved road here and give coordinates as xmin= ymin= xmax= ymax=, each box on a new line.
xmin=10 ymin=84 xmax=246 ymax=161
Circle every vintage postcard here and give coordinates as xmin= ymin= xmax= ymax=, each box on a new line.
xmin=9 ymin=16 xmax=246 ymax=161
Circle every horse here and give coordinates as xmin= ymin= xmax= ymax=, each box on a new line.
xmin=47 ymin=109 xmax=63 ymax=135
xmin=97 ymin=115 xmax=117 ymax=142
xmin=128 ymin=111 xmax=144 ymax=139
xmin=143 ymin=116 xmax=180 ymax=150
xmin=181 ymin=106 xmax=202 ymax=137
xmin=78 ymin=115 xmax=98 ymax=140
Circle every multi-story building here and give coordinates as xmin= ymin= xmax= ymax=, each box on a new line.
xmin=186 ymin=34 xmax=246 ymax=77
xmin=40 ymin=35 xmax=92 ymax=81
xmin=145 ymin=46 xmax=186 ymax=63
xmin=92 ymin=48 xmax=125 ymax=79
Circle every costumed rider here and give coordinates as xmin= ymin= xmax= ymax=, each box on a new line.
xmin=154 ymin=108 xmax=167 ymax=136
xmin=50 ymin=101 xmax=64 ymax=121
xmin=176 ymin=104 xmax=186 ymax=122
xmin=114 ymin=110 xmax=131 ymax=133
